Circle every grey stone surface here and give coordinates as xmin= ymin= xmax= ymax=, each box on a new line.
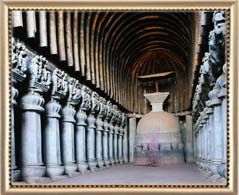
xmin=129 ymin=116 xmax=136 ymax=162
xmin=51 ymin=164 xmax=219 ymax=185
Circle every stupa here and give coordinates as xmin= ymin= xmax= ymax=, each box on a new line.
xmin=134 ymin=92 xmax=184 ymax=166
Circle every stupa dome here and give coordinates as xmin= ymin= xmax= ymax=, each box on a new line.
xmin=137 ymin=111 xmax=180 ymax=134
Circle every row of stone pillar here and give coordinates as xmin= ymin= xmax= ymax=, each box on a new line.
xmin=192 ymin=11 xmax=226 ymax=182
xmin=11 ymin=39 xmax=128 ymax=183
xmin=194 ymin=67 xmax=226 ymax=180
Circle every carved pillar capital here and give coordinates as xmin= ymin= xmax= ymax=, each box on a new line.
xmin=217 ymin=63 xmax=227 ymax=98
xmin=20 ymin=91 xmax=45 ymax=112
xmin=62 ymin=104 xmax=76 ymax=122
xmin=208 ymin=86 xmax=221 ymax=107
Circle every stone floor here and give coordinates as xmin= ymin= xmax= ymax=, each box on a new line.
xmin=50 ymin=163 xmax=215 ymax=185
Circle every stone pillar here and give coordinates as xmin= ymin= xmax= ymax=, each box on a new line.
xmin=207 ymin=109 xmax=214 ymax=164
xmin=12 ymin=87 xmax=18 ymax=171
xmin=185 ymin=115 xmax=194 ymax=162
xmin=114 ymin=124 xmax=119 ymax=164
xmin=115 ymin=111 xmax=122 ymax=164
xmin=75 ymin=86 xmax=91 ymax=173
xmin=11 ymin=40 xmax=27 ymax=181
xmin=129 ymin=114 xmax=137 ymax=163
xmin=123 ymin=126 xmax=128 ymax=163
xmin=208 ymin=87 xmax=223 ymax=176
xmin=20 ymin=55 xmax=51 ymax=182
xmin=203 ymin=109 xmax=209 ymax=168
xmin=109 ymin=123 xmax=114 ymax=165
xmin=205 ymin=109 xmax=211 ymax=164
xmin=44 ymin=69 xmax=68 ymax=178
xmin=205 ymin=104 xmax=213 ymax=165
xmin=86 ymin=92 xmax=100 ymax=171
xmin=118 ymin=130 xmax=123 ymax=164
xmin=195 ymin=131 xmax=199 ymax=161
xmin=103 ymin=101 xmax=113 ymax=167
xmin=102 ymin=122 xmax=109 ymax=167
xmin=61 ymin=78 xmax=81 ymax=175
xmin=217 ymin=64 xmax=227 ymax=178
xmin=119 ymin=113 xmax=126 ymax=164
xmin=95 ymin=97 xmax=107 ymax=168
xmin=198 ymin=124 xmax=203 ymax=162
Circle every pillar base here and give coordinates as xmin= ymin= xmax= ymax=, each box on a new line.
xmin=97 ymin=159 xmax=104 ymax=168
xmin=209 ymin=173 xmax=226 ymax=184
xmin=114 ymin=159 xmax=120 ymax=165
xmin=208 ymin=161 xmax=222 ymax=174
xmin=217 ymin=163 xmax=227 ymax=178
xmin=87 ymin=160 xmax=97 ymax=171
xmin=21 ymin=165 xmax=46 ymax=180
xmin=103 ymin=159 xmax=110 ymax=167
xmin=64 ymin=163 xmax=78 ymax=176
xmin=12 ymin=169 xmax=21 ymax=182
xmin=119 ymin=158 xmax=124 ymax=164
xmin=200 ymin=159 xmax=209 ymax=170
xmin=109 ymin=158 xmax=115 ymax=166
xmin=46 ymin=164 xmax=65 ymax=178
xmin=22 ymin=176 xmax=53 ymax=184
xmin=77 ymin=162 xmax=88 ymax=174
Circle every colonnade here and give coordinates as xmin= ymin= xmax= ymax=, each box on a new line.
xmin=192 ymin=11 xmax=226 ymax=182
xmin=11 ymin=39 xmax=129 ymax=183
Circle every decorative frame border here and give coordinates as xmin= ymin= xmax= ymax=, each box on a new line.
xmin=0 ymin=0 xmax=238 ymax=194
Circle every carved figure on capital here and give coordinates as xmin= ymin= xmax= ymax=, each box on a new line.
xmin=110 ymin=105 xmax=118 ymax=125
xmin=201 ymin=52 xmax=216 ymax=86
xmin=213 ymin=11 xmax=226 ymax=47
xmin=121 ymin=113 xmax=127 ymax=128
xmin=90 ymin=92 xmax=100 ymax=115
xmin=67 ymin=78 xmax=81 ymax=105
xmin=116 ymin=110 xmax=122 ymax=127
xmin=209 ymin=31 xmax=224 ymax=73
xmin=105 ymin=101 xmax=113 ymax=121
xmin=51 ymin=68 xmax=68 ymax=99
xmin=12 ymin=39 xmax=28 ymax=82
xmin=80 ymin=85 xmax=92 ymax=111
xmin=98 ymin=97 xmax=107 ymax=119
xmin=28 ymin=55 xmax=52 ymax=91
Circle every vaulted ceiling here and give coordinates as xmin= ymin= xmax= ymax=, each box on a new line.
xmin=12 ymin=10 xmax=201 ymax=114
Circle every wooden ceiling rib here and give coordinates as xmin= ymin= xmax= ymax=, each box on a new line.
xmin=137 ymin=71 xmax=175 ymax=79
xmin=12 ymin=10 xmax=196 ymax=114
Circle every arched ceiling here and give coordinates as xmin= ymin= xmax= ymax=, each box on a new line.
xmin=12 ymin=10 xmax=196 ymax=114
xmin=86 ymin=11 xmax=194 ymax=79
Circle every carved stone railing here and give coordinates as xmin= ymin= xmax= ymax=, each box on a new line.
xmin=192 ymin=11 xmax=226 ymax=183
xmin=11 ymin=39 xmax=129 ymax=183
